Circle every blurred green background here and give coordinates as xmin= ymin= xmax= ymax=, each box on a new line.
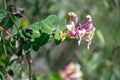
xmin=0 ymin=0 xmax=120 ymax=80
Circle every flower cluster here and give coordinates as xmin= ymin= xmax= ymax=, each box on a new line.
xmin=61 ymin=62 xmax=83 ymax=80
xmin=60 ymin=12 xmax=96 ymax=49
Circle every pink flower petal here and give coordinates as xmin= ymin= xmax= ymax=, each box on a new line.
xmin=84 ymin=21 xmax=93 ymax=32
xmin=6 ymin=76 xmax=13 ymax=80
xmin=77 ymin=23 xmax=83 ymax=30
xmin=74 ymin=17 xmax=78 ymax=26
xmin=66 ymin=21 xmax=75 ymax=31
xmin=69 ymin=30 xmax=76 ymax=37
xmin=65 ymin=62 xmax=75 ymax=74
xmin=6 ymin=28 xmax=12 ymax=35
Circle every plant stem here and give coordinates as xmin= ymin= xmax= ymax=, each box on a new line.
xmin=3 ymin=0 xmax=20 ymax=33
xmin=7 ymin=11 xmax=20 ymax=33
xmin=0 ymin=31 xmax=7 ymax=56
xmin=26 ymin=54 xmax=32 ymax=80
xmin=3 ymin=43 xmax=7 ymax=56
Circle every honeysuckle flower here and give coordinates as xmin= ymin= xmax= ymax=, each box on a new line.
xmin=86 ymin=15 xmax=92 ymax=21
xmin=6 ymin=76 xmax=13 ymax=80
xmin=85 ymin=27 xmax=96 ymax=49
xmin=84 ymin=21 xmax=93 ymax=32
xmin=69 ymin=30 xmax=76 ymax=38
xmin=66 ymin=21 xmax=75 ymax=31
xmin=74 ymin=17 xmax=78 ymax=26
xmin=6 ymin=28 xmax=12 ymax=35
xmin=60 ymin=31 xmax=67 ymax=41
xmin=68 ymin=12 xmax=77 ymax=17
xmin=77 ymin=23 xmax=83 ymax=30
xmin=75 ymin=29 xmax=86 ymax=39
xmin=61 ymin=62 xmax=83 ymax=80
xmin=66 ymin=12 xmax=96 ymax=49
xmin=70 ymin=71 xmax=83 ymax=79
xmin=83 ymin=15 xmax=96 ymax=49
xmin=65 ymin=62 xmax=76 ymax=74
xmin=4 ymin=28 xmax=12 ymax=39
xmin=76 ymin=29 xmax=86 ymax=46
xmin=68 ymin=23 xmax=86 ymax=45
xmin=83 ymin=15 xmax=93 ymax=32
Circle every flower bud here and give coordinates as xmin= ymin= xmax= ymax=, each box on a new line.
xmin=73 ymin=17 xmax=78 ymax=26
xmin=68 ymin=12 xmax=77 ymax=17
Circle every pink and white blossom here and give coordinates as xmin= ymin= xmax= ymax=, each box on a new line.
xmin=61 ymin=62 xmax=83 ymax=80
xmin=6 ymin=76 xmax=13 ymax=80
xmin=66 ymin=12 xmax=95 ymax=49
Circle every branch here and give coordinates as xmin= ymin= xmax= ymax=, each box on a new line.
xmin=3 ymin=0 xmax=20 ymax=33
xmin=26 ymin=54 xmax=32 ymax=80
xmin=7 ymin=11 xmax=20 ymax=33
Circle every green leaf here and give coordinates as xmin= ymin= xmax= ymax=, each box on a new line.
xmin=32 ymin=33 xmax=50 ymax=51
xmin=30 ymin=22 xmax=41 ymax=38
xmin=42 ymin=20 xmax=53 ymax=34
xmin=18 ymin=30 xmax=25 ymax=39
xmin=6 ymin=46 xmax=15 ymax=54
xmin=23 ymin=40 xmax=31 ymax=54
xmin=0 ymin=11 xmax=6 ymax=22
xmin=54 ymin=32 xmax=61 ymax=45
xmin=39 ymin=21 xmax=43 ymax=30
xmin=47 ymin=15 xmax=58 ymax=25
xmin=96 ymin=30 xmax=105 ymax=47
xmin=12 ymin=17 xmax=21 ymax=35
xmin=0 ymin=71 xmax=5 ymax=80
xmin=32 ymin=22 xmax=41 ymax=30
xmin=22 ymin=29 xmax=31 ymax=39
xmin=0 ymin=61 xmax=6 ymax=68
xmin=42 ymin=15 xmax=58 ymax=34
xmin=22 ymin=22 xmax=41 ymax=39
xmin=0 ymin=16 xmax=14 ymax=30
xmin=58 ymin=19 xmax=66 ymax=31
